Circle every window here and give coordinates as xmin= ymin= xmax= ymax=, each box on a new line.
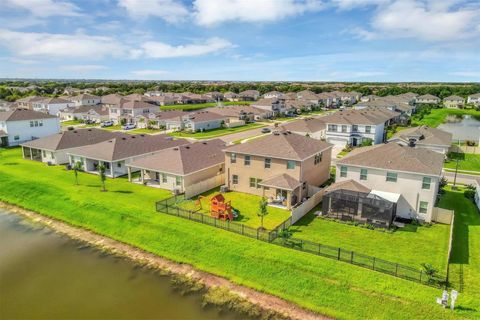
xmin=39 ymin=121 xmax=43 ymax=127
xmin=340 ymin=166 xmax=347 ymax=177
xmin=419 ymin=201 xmax=428 ymax=214
xmin=244 ymin=155 xmax=251 ymax=166
xmin=232 ymin=175 xmax=238 ymax=184
xmin=230 ymin=153 xmax=236 ymax=163
xmin=328 ymin=124 xmax=337 ymax=132
xmin=162 ymin=173 xmax=167 ymax=183
xmin=256 ymin=179 xmax=262 ymax=188
xmin=360 ymin=168 xmax=368 ymax=180
xmin=287 ymin=160 xmax=296 ymax=169
xmin=422 ymin=177 xmax=431 ymax=189
xmin=117 ymin=162 xmax=122 ymax=168
xmin=386 ymin=172 xmax=397 ymax=182
xmin=30 ymin=121 xmax=34 ymax=127
xmin=352 ymin=125 xmax=358 ymax=132
xmin=42 ymin=150 xmax=46 ymax=157
xmin=250 ymin=177 xmax=256 ymax=188
xmin=50 ymin=152 xmax=54 ymax=158
xmin=34 ymin=121 xmax=38 ymax=127
xmin=14 ymin=135 xmax=19 ymax=141
xmin=365 ymin=126 xmax=371 ymax=133
xmin=175 ymin=176 xmax=182 ymax=186
xmin=314 ymin=153 xmax=322 ymax=165
xmin=264 ymin=158 xmax=271 ymax=168
xmin=341 ymin=125 xmax=347 ymax=133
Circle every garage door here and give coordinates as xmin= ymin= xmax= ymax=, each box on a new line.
xmin=327 ymin=137 xmax=348 ymax=147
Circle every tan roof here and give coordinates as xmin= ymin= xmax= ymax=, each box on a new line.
xmin=320 ymin=107 xmax=399 ymax=125
xmin=21 ymin=128 xmax=122 ymax=151
xmin=252 ymin=98 xmax=278 ymax=106
xmin=121 ymin=100 xmax=158 ymax=110
xmin=68 ymin=134 xmax=189 ymax=162
xmin=239 ymin=90 xmax=260 ymax=97
xmin=61 ymin=105 xmax=109 ymax=115
xmin=417 ymin=94 xmax=440 ymax=100
xmin=338 ymin=143 xmax=444 ymax=176
xmin=0 ymin=108 xmax=57 ymax=121
xmin=183 ymin=111 xmax=225 ymax=123
xmin=40 ymin=97 xmax=72 ymax=104
xmin=208 ymin=105 xmax=269 ymax=117
xmin=101 ymin=94 xmax=127 ymax=105
xmin=324 ymin=180 xmax=371 ymax=194
xmin=225 ymin=131 xmax=332 ymax=161
xmin=128 ymin=139 xmax=225 ymax=175
xmin=444 ymin=95 xmax=464 ymax=101
xmin=281 ymin=118 xmax=326 ymax=133
xmin=70 ymin=93 xmax=100 ymax=100
xmin=153 ymin=110 xmax=189 ymax=120
xmin=258 ymin=173 xmax=301 ymax=191
xmin=16 ymin=96 xmax=45 ymax=103
xmin=389 ymin=126 xmax=452 ymax=146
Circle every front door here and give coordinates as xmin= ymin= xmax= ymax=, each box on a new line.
xmin=352 ymin=138 xmax=358 ymax=147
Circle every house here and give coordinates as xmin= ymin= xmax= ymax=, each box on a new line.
xmin=467 ymin=93 xmax=480 ymax=106
xmin=59 ymin=105 xmax=109 ymax=123
xmin=223 ymin=92 xmax=239 ymax=102
xmin=0 ymin=109 xmax=60 ymax=146
xmin=252 ymin=98 xmax=287 ymax=116
xmin=67 ymin=134 xmax=189 ymax=178
xmin=69 ymin=93 xmax=101 ymax=107
xmin=224 ymin=131 xmax=332 ymax=209
xmin=21 ymin=128 xmax=120 ymax=164
xmin=148 ymin=93 xmax=178 ymax=106
xmin=280 ymin=117 xmax=326 ymax=139
xmin=239 ymin=90 xmax=260 ymax=101
xmin=134 ymin=110 xmax=189 ymax=129
xmin=101 ymin=93 xmax=128 ymax=106
xmin=107 ymin=100 xmax=159 ymax=124
xmin=205 ymin=91 xmax=224 ymax=101
xmin=444 ymin=95 xmax=465 ymax=109
xmin=16 ymin=96 xmax=45 ymax=109
xmin=296 ymin=90 xmax=320 ymax=105
xmin=127 ymin=139 xmax=226 ymax=193
xmin=208 ymin=105 xmax=273 ymax=122
xmin=475 ymin=179 xmax=480 ymax=211
xmin=32 ymin=97 xmax=73 ymax=116
xmin=321 ymin=108 xmax=399 ymax=147
xmin=334 ymin=142 xmax=444 ymax=223
xmin=0 ymin=99 xmax=13 ymax=112
xmin=263 ymin=91 xmax=284 ymax=99
xmin=360 ymin=95 xmax=378 ymax=102
xmin=181 ymin=111 xmax=226 ymax=132
xmin=355 ymin=99 xmax=413 ymax=125
xmin=416 ymin=94 xmax=441 ymax=105
xmin=285 ymin=99 xmax=316 ymax=113
xmin=388 ymin=125 xmax=452 ymax=154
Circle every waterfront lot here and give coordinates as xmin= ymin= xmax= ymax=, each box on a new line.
xmin=175 ymin=188 xmax=291 ymax=230
xmin=444 ymin=153 xmax=480 ymax=172
xmin=412 ymin=108 xmax=480 ymax=127
xmin=0 ymin=147 xmax=478 ymax=319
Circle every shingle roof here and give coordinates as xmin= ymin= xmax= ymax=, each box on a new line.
xmin=128 ymin=139 xmax=225 ymax=175
xmin=444 ymin=95 xmax=464 ymax=101
xmin=338 ymin=142 xmax=444 ymax=176
xmin=0 ymin=108 xmax=57 ymax=121
xmin=320 ymin=107 xmax=399 ymax=125
xmin=389 ymin=126 xmax=452 ymax=147
xmin=324 ymin=180 xmax=371 ymax=194
xmin=39 ymin=97 xmax=72 ymax=104
xmin=208 ymin=105 xmax=269 ymax=117
xmin=417 ymin=94 xmax=440 ymax=100
xmin=183 ymin=111 xmax=225 ymax=122
xmin=101 ymin=94 xmax=127 ymax=105
xmin=121 ymin=100 xmax=158 ymax=110
xmin=21 ymin=128 xmax=122 ymax=151
xmin=225 ymin=131 xmax=332 ymax=161
xmin=258 ymin=173 xmax=301 ymax=191
xmin=70 ymin=93 xmax=100 ymax=100
xmin=280 ymin=117 xmax=326 ymax=133
xmin=68 ymin=134 xmax=189 ymax=161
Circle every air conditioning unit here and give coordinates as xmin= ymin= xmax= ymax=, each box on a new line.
xmin=220 ymin=185 xmax=229 ymax=193
xmin=172 ymin=188 xmax=181 ymax=195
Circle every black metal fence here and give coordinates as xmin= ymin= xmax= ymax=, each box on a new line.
xmin=156 ymin=195 xmax=447 ymax=287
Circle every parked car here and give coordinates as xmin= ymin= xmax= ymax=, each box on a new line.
xmin=123 ymin=123 xmax=136 ymax=130
xmin=84 ymin=119 xmax=95 ymax=125
xmin=261 ymin=128 xmax=271 ymax=133
xmin=101 ymin=120 xmax=114 ymax=127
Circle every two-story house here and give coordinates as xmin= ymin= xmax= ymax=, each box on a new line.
xmin=280 ymin=117 xmax=326 ymax=139
xmin=252 ymin=98 xmax=287 ymax=116
xmin=0 ymin=109 xmax=60 ymax=146
xmin=334 ymin=142 xmax=444 ymax=223
xmin=416 ymin=94 xmax=441 ymax=105
xmin=321 ymin=108 xmax=399 ymax=147
xmin=224 ymin=131 xmax=332 ymax=209
xmin=467 ymin=93 xmax=480 ymax=106
xmin=69 ymin=93 xmax=101 ymax=107
xmin=107 ymin=100 xmax=159 ymax=124
xmin=238 ymin=90 xmax=260 ymax=101
xmin=32 ymin=97 xmax=73 ymax=116
xmin=444 ymin=95 xmax=465 ymax=109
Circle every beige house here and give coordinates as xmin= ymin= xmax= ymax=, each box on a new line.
xmin=127 ymin=139 xmax=226 ymax=193
xmin=335 ymin=143 xmax=444 ymax=222
xmin=443 ymin=95 xmax=465 ymax=109
xmin=388 ymin=125 xmax=452 ymax=154
xmin=280 ymin=117 xmax=326 ymax=139
xmin=224 ymin=131 xmax=332 ymax=209
xmin=416 ymin=94 xmax=441 ymax=105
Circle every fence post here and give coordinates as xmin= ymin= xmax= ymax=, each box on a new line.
xmin=227 ymin=220 xmax=230 ymax=231
xmin=256 ymin=228 xmax=259 ymax=240
xmin=372 ymin=257 xmax=376 ymax=270
xmin=165 ymin=203 xmax=169 ymax=214
xmin=201 ymin=214 xmax=204 ymax=224
xmin=419 ymin=270 xmax=423 ymax=283
xmin=242 ymin=224 xmax=244 ymax=235
xmin=318 ymin=244 xmax=321 ymax=254
xmin=395 ymin=264 xmax=398 ymax=277
xmin=214 ymin=218 xmax=217 ymax=227
xmin=337 ymin=248 xmax=341 ymax=260
xmin=350 ymin=251 xmax=354 ymax=264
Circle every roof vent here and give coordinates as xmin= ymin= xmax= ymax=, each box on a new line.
xmin=173 ymin=147 xmax=179 ymax=151
xmin=131 ymin=136 xmax=136 ymax=138
xmin=122 ymin=137 xmax=126 ymax=140
xmin=88 ymin=129 xmax=92 ymax=131
xmin=140 ymin=134 xmax=145 ymax=137
xmin=73 ymin=130 xmax=77 ymax=133
xmin=185 ymin=146 xmax=190 ymax=149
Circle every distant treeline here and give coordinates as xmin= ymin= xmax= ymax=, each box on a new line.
xmin=1 ymin=80 xmax=479 ymax=102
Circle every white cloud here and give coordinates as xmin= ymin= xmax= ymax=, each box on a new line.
xmin=193 ymin=0 xmax=323 ymax=26
xmin=4 ymin=0 xmax=82 ymax=17
xmin=141 ymin=37 xmax=233 ymax=58
xmin=332 ymin=0 xmax=388 ymax=10
xmin=118 ymin=0 xmax=189 ymax=23
xmin=60 ymin=65 xmax=108 ymax=73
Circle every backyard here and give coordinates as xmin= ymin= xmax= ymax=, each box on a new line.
xmin=174 ymin=188 xmax=291 ymax=230
xmin=444 ymin=153 xmax=480 ymax=172
xmin=168 ymin=122 xmax=266 ymax=139
xmin=0 ymin=147 xmax=477 ymax=319
xmin=160 ymin=101 xmax=252 ymax=111
xmin=412 ymin=108 xmax=480 ymax=127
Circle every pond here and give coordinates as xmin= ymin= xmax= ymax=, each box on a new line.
xmin=0 ymin=209 xmax=244 ymax=320
xmin=437 ymin=114 xmax=480 ymax=141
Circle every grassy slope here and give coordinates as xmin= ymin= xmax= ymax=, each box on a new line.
xmin=412 ymin=109 xmax=480 ymax=127
xmin=0 ymin=148 xmax=473 ymax=320
xmin=444 ymin=153 xmax=480 ymax=172
xmin=168 ymin=123 xmax=266 ymax=139
xmin=438 ymin=187 xmax=480 ymax=318
xmin=161 ymin=101 xmax=253 ymax=111
xmin=291 ymin=213 xmax=450 ymax=271
xmin=175 ymin=188 xmax=291 ymax=230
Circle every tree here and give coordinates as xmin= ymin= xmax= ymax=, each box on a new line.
xmin=73 ymin=161 xmax=82 ymax=185
xmin=257 ymin=197 xmax=269 ymax=230
xmin=98 ymin=164 xmax=107 ymax=192
xmin=420 ymin=263 xmax=438 ymax=283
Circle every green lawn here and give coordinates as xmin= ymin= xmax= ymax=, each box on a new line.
xmin=128 ymin=128 xmax=164 ymax=134
xmin=444 ymin=153 xmax=480 ymax=172
xmin=168 ymin=123 xmax=266 ymax=139
xmin=412 ymin=109 xmax=480 ymax=127
xmin=61 ymin=120 xmax=83 ymax=126
xmin=175 ymin=188 xmax=291 ymax=230
xmin=161 ymin=101 xmax=252 ymax=111
xmin=100 ymin=124 xmax=123 ymax=131
xmin=438 ymin=187 xmax=480 ymax=318
xmin=290 ymin=212 xmax=450 ymax=271
xmin=0 ymin=147 xmax=476 ymax=319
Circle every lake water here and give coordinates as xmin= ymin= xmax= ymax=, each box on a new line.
xmin=0 ymin=209 xmax=242 ymax=320
xmin=437 ymin=115 xmax=480 ymax=141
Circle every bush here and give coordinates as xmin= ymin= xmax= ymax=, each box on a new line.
xmin=464 ymin=189 xmax=475 ymax=200
xmin=465 ymin=140 xmax=477 ymax=146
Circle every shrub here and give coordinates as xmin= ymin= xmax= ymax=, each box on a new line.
xmin=466 ymin=140 xmax=476 ymax=146
xmin=464 ymin=190 xmax=475 ymax=200
xmin=421 ymin=263 xmax=438 ymax=283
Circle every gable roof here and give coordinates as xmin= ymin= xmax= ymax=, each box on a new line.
xmin=127 ymin=139 xmax=225 ymax=175
xmin=225 ymin=130 xmax=332 ymax=161
xmin=68 ymin=134 xmax=189 ymax=161
xmin=417 ymin=94 xmax=440 ymax=100
xmin=101 ymin=94 xmax=127 ymax=105
xmin=208 ymin=105 xmax=270 ymax=117
xmin=39 ymin=97 xmax=72 ymax=104
xmin=0 ymin=108 xmax=58 ymax=121
xmin=121 ymin=100 xmax=158 ymax=110
xmin=258 ymin=173 xmax=301 ymax=191
xmin=183 ymin=111 xmax=225 ymax=123
xmin=338 ymin=142 xmax=444 ymax=176
xmin=280 ymin=117 xmax=326 ymax=133
xmin=70 ymin=93 xmax=100 ymax=101
xmin=320 ymin=107 xmax=399 ymax=125
xmin=444 ymin=95 xmax=464 ymax=101
xmin=389 ymin=125 xmax=452 ymax=147
xmin=21 ymin=128 xmax=121 ymax=151
xmin=324 ymin=180 xmax=371 ymax=194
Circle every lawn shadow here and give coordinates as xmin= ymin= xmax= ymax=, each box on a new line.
xmin=113 ymin=190 xmax=133 ymax=194
xmin=86 ymin=184 xmax=101 ymax=188
xmin=3 ymin=162 xmax=19 ymax=166
xmin=394 ymin=223 xmax=419 ymax=233
xmin=450 ymin=199 xmax=480 ymax=265
xmin=293 ymin=212 xmax=317 ymax=227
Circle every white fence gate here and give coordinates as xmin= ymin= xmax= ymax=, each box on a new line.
xmin=184 ymin=174 xmax=225 ymax=199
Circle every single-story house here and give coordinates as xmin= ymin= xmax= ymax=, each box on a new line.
xmin=208 ymin=105 xmax=273 ymax=122
xmin=181 ymin=111 xmax=226 ymax=132
xmin=388 ymin=125 xmax=452 ymax=154
xmin=280 ymin=117 xmax=326 ymax=140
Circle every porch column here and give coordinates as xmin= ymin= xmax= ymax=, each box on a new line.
xmin=140 ymin=169 xmax=145 ymax=184
xmin=110 ymin=162 xmax=114 ymax=178
xmin=22 ymin=147 xmax=26 ymax=159
xmin=127 ymin=166 xmax=132 ymax=182
xmin=286 ymin=191 xmax=292 ymax=210
xmin=29 ymin=147 xmax=33 ymax=160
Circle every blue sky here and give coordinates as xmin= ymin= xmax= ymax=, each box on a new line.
xmin=0 ymin=0 xmax=479 ymax=82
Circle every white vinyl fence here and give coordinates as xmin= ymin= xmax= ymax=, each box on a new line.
xmin=184 ymin=174 xmax=225 ymax=199
xmin=291 ymin=187 xmax=325 ymax=224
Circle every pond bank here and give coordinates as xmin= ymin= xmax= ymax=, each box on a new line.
xmin=0 ymin=201 xmax=326 ymax=320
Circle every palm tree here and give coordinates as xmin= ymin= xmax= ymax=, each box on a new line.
xmin=98 ymin=164 xmax=107 ymax=192
xmin=73 ymin=161 xmax=82 ymax=185
xmin=257 ymin=197 xmax=269 ymax=230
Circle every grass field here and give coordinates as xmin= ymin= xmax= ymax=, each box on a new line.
xmin=412 ymin=109 xmax=480 ymax=127
xmin=168 ymin=123 xmax=266 ymax=139
xmin=161 ymin=101 xmax=253 ymax=111
xmin=175 ymin=188 xmax=291 ymax=230
xmin=290 ymin=213 xmax=450 ymax=271
xmin=0 ymin=147 xmax=477 ymax=319
xmin=128 ymin=128 xmax=164 ymax=134
xmin=438 ymin=187 xmax=480 ymax=318
xmin=444 ymin=153 xmax=480 ymax=172
xmin=100 ymin=124 xmax=123 ymax=131
xmin=61 ymin=120 xmax=83 ymax=126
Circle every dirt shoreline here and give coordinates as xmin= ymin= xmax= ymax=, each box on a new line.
xmin=0 ymin=201 xmax=328 ymax=320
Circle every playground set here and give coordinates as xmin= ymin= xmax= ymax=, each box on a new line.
xmin=196 ymin=193 xmax=237 ymax=221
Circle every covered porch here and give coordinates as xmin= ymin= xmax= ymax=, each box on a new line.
xmin=259 ymin=173 xmax=303 ymax=210
xmin=22 ymin=146 xmax=42 ymax=161
xmin=0 ymin=130 xmax=8 ymax=147
xmin=82 ymin=158 xmax=127 ymax=178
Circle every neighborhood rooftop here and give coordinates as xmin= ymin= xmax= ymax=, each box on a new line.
xmin=280 ymin=117 xmax=326 ymax=133
xmin=0 ymin=108 xmax=58 ymax=121
xmin=319 ymin=107 xmax=399 ymax=125
xmin=390 ymin=125 xmax=453 ymax=146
